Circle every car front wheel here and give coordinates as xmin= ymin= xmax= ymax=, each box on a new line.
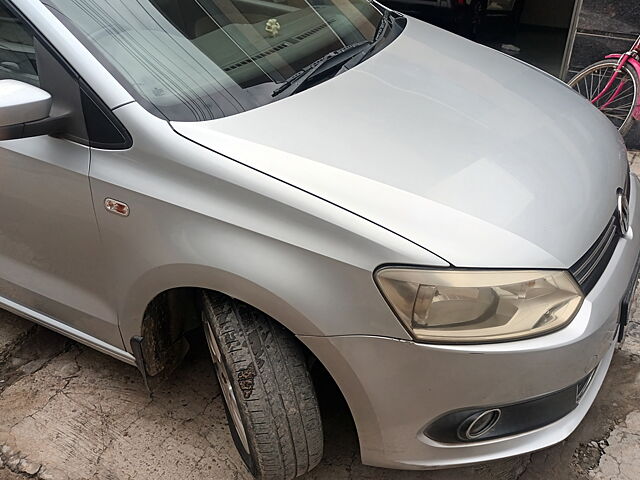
xmin=201 ymin=291 xmax=323 ymax=479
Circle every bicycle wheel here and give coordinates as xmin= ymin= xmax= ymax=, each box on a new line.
xmin=568 ymin=59 xmax=639 ymax=136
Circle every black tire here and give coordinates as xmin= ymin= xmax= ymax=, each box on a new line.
xmin=201 ymin=291 xmax=323 ymax=480
xmin=568 ymin=59 xmax=639 ymax=137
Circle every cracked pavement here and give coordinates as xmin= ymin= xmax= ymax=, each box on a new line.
xmin=1 ymin=156 xmax=640 ymax=480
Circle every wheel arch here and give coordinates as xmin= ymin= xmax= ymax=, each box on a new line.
xmin=128 ymin=270 xmax=361 ymax=459
xmin=123 ymin=263 xmax=324 ymax=376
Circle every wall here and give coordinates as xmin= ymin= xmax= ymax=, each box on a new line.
xmin=568 ymin=0 xmax=640 ymax=148
xmin=521 ymin=0 xmax=574 ymax=30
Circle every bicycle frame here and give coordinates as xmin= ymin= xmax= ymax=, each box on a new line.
xmin=593 ymin=34 xmax=640 ymax=120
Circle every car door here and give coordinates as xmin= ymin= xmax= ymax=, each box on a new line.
xmin=0 ymin=1 xmax=123 ymax=348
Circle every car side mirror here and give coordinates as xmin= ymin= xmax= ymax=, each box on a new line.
xmin=0 ymin=79 xmax=69 ymax=140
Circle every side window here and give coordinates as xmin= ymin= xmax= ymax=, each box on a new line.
xmin=0 ymin=4 xmax=38 ymax=85
xmin=0 ymin=2 xmax=131 ymax=148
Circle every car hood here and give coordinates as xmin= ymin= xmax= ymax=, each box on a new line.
xmin=172 ymin=17 xmax=629 ymax=268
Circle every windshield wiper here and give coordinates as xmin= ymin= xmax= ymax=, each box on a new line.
xmin=373 ymin=9 xmax=392 ymax=43
xmin=338 ymin=10 xmax=395 ymax=73
xmin=272 ymin=41 xmax=369 ymax=98
xmin=271 ymin=10 xmax=397 ymax=99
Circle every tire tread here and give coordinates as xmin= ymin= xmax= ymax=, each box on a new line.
xmin=202 ymin=292 xmax=323 ymax=480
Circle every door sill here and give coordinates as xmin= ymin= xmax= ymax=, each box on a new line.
xmin=0 ymin=294 xmax=135 ymax=366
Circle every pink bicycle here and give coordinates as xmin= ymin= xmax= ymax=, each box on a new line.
xmin=568 ymin=34 xmax=640 ymax=136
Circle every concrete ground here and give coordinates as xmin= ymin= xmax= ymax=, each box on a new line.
xmin=1 ymin=157 xmax=640 ymax=480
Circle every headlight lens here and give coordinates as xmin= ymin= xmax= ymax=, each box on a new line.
xmin=375 ymin=268 xmax=583 ymax=343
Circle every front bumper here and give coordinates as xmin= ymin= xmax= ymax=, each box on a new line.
xmin=300 ymin=176 xmax=640 ymax=470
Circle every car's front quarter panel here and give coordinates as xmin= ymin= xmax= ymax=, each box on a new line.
xmin=300 ymin=176 xmax=640 ymax=470
xmin=89 ymin=102 xmax=447 ymax=347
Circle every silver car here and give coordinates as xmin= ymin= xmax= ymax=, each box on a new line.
xmin=0 ymin=0 xmax=638 ymax=478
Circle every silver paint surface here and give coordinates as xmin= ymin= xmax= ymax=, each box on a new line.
xmin=174 ymin=18 xmax=629 ymax=269
xmin=0 ymin=0 xmax=638 ymax=471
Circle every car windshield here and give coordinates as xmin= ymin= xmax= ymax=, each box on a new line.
xmin=43 ymin=0 xmax=387 ymax=121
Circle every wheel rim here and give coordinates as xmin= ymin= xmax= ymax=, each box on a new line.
xmin=204 ymin=321 xmax=251 ymax=453
xmin=571 ymin=64 xmax=637 ymax=132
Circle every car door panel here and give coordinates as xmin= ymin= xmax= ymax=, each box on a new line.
xmin=0 ymin=1 xmax=122 ymax=348
xmin=0 ymin=136 xmax=121 ymax=346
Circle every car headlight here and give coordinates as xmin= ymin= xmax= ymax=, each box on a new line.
xmin=374 ymin=268 xmax=583 ymax=344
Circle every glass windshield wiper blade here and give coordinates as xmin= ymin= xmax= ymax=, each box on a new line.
xmin=271 ymin=10 xmax=395 ymax=99
xmin=271 ymin=41 xmax=369 ymax=98
xmin=373 ymin=9 xmax=392 ymax=42
xmin=339 ymin=10 xmax=395 ymax=73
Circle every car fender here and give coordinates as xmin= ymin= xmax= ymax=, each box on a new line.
xmin=89 ymin=103 xmax=445 ymax=352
